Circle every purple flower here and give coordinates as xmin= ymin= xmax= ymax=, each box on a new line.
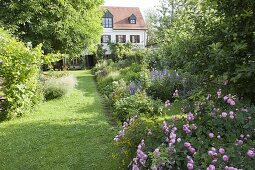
xmin=222 ymin=112 xmax=228 ymax=118
xmin=247 ymin=148 xmax=255 ymax=158
xmin=223 ymin=96 xmax=228 ymax=101
xmin=187 ymin=112 xmax=195 ymax=122
xmin=219 ymin=148 xmax=225 ymax=154
xmin=187 ymin=162 xmax=194 ymax=170
xmin=189 ymin=147 xmax=196 ymax=154
xmin=209 ymin=133 xmax=214 ymax=138
xmin=207 ymin=164 xmax=215 ymax=170
xmin=217 ymin=89 xmax=222 ymax=98
xmin=132 ymin=164 xmax=140 ymax=170
xmin=184 ymin=142 xmax=191 ymax=148
xmin=229 ymin=111 xmax=234 ymax=116
xmin=223 ymin=155 xmax=229 ymax=161
xmin=229 ymin=115 xmax=235 ymax=119
xmin=183 ymin=124 xmax=191 ymax=134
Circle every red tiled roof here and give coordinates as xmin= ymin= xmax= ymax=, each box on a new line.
xmin=102 ymin=6 xmax=147 ymax=30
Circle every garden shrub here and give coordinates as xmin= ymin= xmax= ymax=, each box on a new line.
xmin=114 ymin=117 xmax=164 ymax=169
xmin=146 ymin=68 xmax=200 ymax=102
xmin=0 ymin=28 xmax=43 ymax=120
xmin=42 ymin=74 xmax=77 ymax=100
xmin=113 ymin=92 xmax=163 ymax=122
xmin=114 ymin=90 xmax=255 ymax=169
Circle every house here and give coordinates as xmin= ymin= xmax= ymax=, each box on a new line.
xmin=66 ymin=6 xmax=147 ymax=69
xmin=101 ymin=6 xmax=147 ymax=56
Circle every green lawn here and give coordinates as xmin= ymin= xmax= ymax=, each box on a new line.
xmin=0 ymin=70 xmax=120 ymax=170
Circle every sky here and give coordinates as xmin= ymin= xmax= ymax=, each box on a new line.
xmin=103 ymin=0 xmax=160 ymax=14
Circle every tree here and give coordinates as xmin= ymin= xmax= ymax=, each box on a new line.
xmin=0 ymin=0 xmax=104 ymax=56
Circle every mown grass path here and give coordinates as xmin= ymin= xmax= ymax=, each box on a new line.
xmin=0 ymin=70 xmax=120 ymax=170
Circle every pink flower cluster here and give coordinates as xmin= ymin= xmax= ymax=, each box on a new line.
xmin=187 ymin=155 xmax=194 ymax=170
xmin=183 ymin=123 xmax=197 ymax=134
xmin=131 ymin=139 xmax=148 ymax=170
xmin=187 ymin=112 xmax=195 ymax=122
xmin=221 ymin=111 xmax=235 ymax=119
xmin=208 ymin=147 xmax=230 ymax=166
xmin=184 ymin=142 xmax=196 ymax=155
xmin=246 ymin=148 xmax=255 ymax=158
xmin=114 ymin=115 xmax=137 ymax=142
xmin=223 ymin=95 xmax=236 ymax=106
xmin=235 ymin=134 xmax=250 ymax=145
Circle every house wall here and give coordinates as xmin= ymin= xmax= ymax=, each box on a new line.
xmin=102 ymin=28 xmax=147 ymax=54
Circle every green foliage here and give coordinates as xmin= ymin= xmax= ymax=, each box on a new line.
xmin=0 ymin=28 xmax=43 ymax=120
xmin=0 ymin=0 xmax=104 ymax=56
xmin=155 ymin=0 xmax=255 ymax=102
xmin=108 ymin=42 xmax=133 ymax=61
xmin=113 ymin=92 xmax=163 ymax=121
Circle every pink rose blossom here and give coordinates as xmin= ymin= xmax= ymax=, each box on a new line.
xmin=223 ymin=155 xmax=229 ymax=161
xmin=209 ymin=133 xmax=214 ymax=138
xmin=222 ymin=112 xmax=227 ymax=117
xmin=219 ymin=148 xmax=225 ymax=154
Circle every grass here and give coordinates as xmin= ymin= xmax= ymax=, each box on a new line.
xmin=0 ymin=70 xmax=121 ymax=170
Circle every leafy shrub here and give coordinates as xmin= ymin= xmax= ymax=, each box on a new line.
xmin=147 ymin=68 xmax=200 ymax=102
xmin=0 ymin=28 xmax=43 ymax=120
xmin=114 ymin=117 xmax=164 ymax=169
xmin=113 ymin=92 xmax=163 ymax=122
xmin=42 ymin=74 xmax=77 ymax=100
xmin=115 ymin=90 xmax=255 ymax=169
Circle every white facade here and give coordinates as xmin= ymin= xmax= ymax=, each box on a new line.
xmin=102 ymin=28 xmax=147 ymax=55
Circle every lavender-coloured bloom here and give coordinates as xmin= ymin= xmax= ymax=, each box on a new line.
xmin=187 ymin=163 xmax=194 ymax=170
xmin=223 ymin=96 xmax=229 ymax=101
xmin=132 ymin=164 xmax=140 ymax=170
xmin=184 ymin=142 xmax=191 ymax=148
xmin=217 ymin=135 xmax=221 ymax=139
xmin=222 ymin=112 xmax=228 ymax=118
xmin=187 ymin=112 xmax=195 ymax=122
xmin=183 ymin=124 xmax=191 ymax=134
xmin=191 ymin=124 xmax=197 ymax=130
xmin=207 ymin=164 xmax=215 ymax=170
xmin=222 ymin=155 xmax=229 ymax=161
xmin=246 ymin=148 xmax=255 ymax=158
xmin=229 ymin=115 xmax=235 ymax=119
xmin=229 ymin=111 xmax=234 ymax=116
xmin=219 ymin=148 xmax=225 ymax=154
xmin=209 ymin=133 xmax=214 ymax=138
xmin=189 ymin=147 xmax=196 ymax=154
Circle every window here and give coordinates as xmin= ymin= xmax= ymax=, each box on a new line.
xmin=102 ymin=18 xmax=113 ymax=28
xmin=129 ymin=14 xmax=137 ymax=24
xmin=101 ymin=35 xmax=111 ymax=43
xmin=116 ymin=35 xmax=126 ymax=43
xmin=130 ymin=19 xmax=136 ymax=24
xmin=130 ymin=35 xmax=140 ymax=43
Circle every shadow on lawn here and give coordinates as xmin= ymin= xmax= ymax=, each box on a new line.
xmin=0 ymin=116 xmax=120 ymax=169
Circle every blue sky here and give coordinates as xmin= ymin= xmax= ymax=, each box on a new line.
xmin=103 ymin=0 xmax=160 ymax=13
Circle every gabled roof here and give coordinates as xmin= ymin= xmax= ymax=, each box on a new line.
xmin=102 ymin=6 xmax=147 ymax=30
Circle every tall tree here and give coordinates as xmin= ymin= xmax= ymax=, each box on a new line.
xmin=0 ymin=0 xmax=104 ymax=56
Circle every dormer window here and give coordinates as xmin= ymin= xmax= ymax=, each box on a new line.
xmin=102 ymin=10 xmax=113 ymax=28
xmin=129 ymin=14 xmax=136 ymax=24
